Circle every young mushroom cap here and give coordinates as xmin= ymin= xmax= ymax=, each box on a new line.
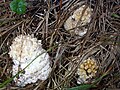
xmin=9 ymin=35 xmax=52 ymax=86
xmin=64 ymin=4 xmax=92 ymax=37
xmin=77 ymin=58 xmax=98 ymax=84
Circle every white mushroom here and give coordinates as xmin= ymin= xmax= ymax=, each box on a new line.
xmin=9 ymin=35 xmax=52 ymax=86
xmin=64 ymin=5 xmax=92 ymax=37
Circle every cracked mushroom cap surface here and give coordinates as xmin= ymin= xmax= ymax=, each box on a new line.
xmin=64 ymin=5 xmax=92 ymax=36
xmin=9 ymin=35 xmax=52 ymax=86
xmin=77 ymin=58 xmax=98 ymax=84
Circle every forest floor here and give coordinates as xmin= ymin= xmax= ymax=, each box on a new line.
xmin=0 ymin=0 xmax=120 ymax=90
